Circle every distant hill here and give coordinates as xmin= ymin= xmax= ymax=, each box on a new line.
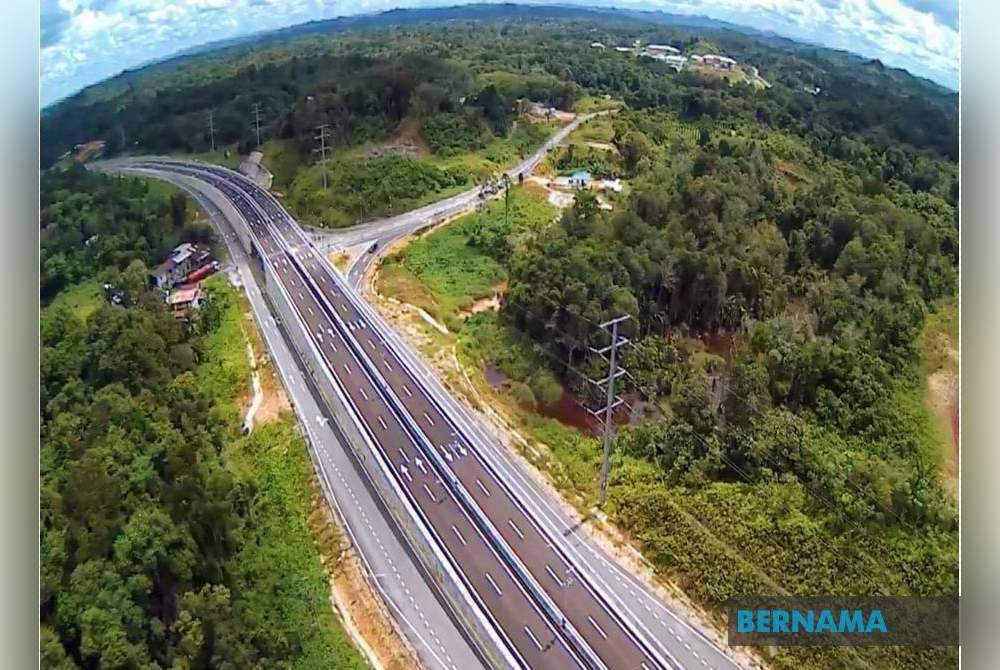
xmin=51 ymin=2 xmax=954 ymax=111
xmin=40 ymin=2 xmax=957 ymax=166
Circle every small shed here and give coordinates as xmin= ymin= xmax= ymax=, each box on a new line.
xmin=569 ymin=170 xmax=592 ymax=188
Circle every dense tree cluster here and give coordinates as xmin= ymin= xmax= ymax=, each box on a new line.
xmin=42 ymin=9 xmax=955 ymax=174
xmin=40 ymin=166 xmax=193 ymax=302
xmin=502 ymin=107 xmax=957 ymax=534
xmin=40 ymin=173 xmax=364 ymax=669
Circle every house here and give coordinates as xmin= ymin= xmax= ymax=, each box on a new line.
xmin=590 ymin=41 xmax=605 ymax=49
xmin=646 ymin=44 xmax=679 ymax=55
xmin=614 ymin=46 xmax=633 ymax=53
xmin=701 ymin=54 xmax=737 ymax=70
xmin=150 ymin=242 xmax=213 ymax=290
xmin=167 ymin=284 xmax=203 ymax=319
xmin=569 ymin=170 xmax=592 ymax=188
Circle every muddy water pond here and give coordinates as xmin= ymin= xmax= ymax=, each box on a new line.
xmin=483 ymin=363 xmax=637 ymax=435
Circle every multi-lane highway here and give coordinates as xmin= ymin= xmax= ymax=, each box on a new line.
xmin=130 ymin=157 xmax=669 ymax=670
xmin=127 ymin=171 xmax=487 ymax=670
xmin=130 ymin=160 xmax=592 ymax=669
xmin=104 ymin=152 xmax=745 ymax=670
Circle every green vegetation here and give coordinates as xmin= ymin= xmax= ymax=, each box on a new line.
xmin=380 ymin=185 xmax=556 ymax=326
xmin=259 ymin=138 xmax=307 ymax=189
xmin=388 ymin=75 xmax=957 ymax=670
xmin=496 ymin=105 xmax=958 ymax=669
xmin=387 ymin=223 xmax=505 ymax=321
xmin=286 ymin=155 xmax=468 ymax=227
xmin=42 ymin=8 xmax=959 ymax=670
xmin=40 ymin=171 xmax=364 ymax=669
xmin=921 ymin=299 xmax=959 ymax=375
xmin=45 ymin=281 xmax=102 ymax=322
xmin=422 ymin=111 xmax=490 ymax=156
xmin=41 ymin=165 xmax=191 ymax=302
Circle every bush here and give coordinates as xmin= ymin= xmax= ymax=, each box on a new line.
xmin=509 ymin=381 xmax=536 ymax=410
xmin=529 ymin=369 xmax=563 ymax=406
xmin=423 ymin=112 xmax=490 ymax=156
xmin=287 ymin=156 xmax=469 ymax=227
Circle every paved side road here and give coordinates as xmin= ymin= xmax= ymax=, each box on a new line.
xmin=149 ymin=171 xmax=487 ymax=670
xmin=331 ymin=110 xmax=611 ymax=287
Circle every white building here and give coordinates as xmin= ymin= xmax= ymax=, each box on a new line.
xmin=701 ymin=54 xmax=737 ymax=70
xmin=599 ymin=179 xmax=623 ymax=193
xmin=590 ymin=41 xmax=606 ymax=49
xmin=646 ymin=44 xmax=680 ymax=54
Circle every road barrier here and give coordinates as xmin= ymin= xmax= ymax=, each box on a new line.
xmin=119 ymin=165 xmax=522 ymax=670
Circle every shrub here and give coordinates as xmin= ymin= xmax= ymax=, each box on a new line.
xmin=529 ymin=369 xmax=564 ymax=406
xmin=423 ymin=112 xmax=489 ymax=156
xmin=509 ymin=381 xmax=536 ymax=410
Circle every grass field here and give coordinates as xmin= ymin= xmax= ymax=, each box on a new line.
xmin=572 ymin=95 xmax=624 ymax=113
xmin=568 ymin=114 xmax=616 ymax=143
xmin=379 ymin=185 xmax=556 ymax=326
xmin=397 ymin=223 xmax=507 ymax=318
xmin=45 ymin=280 xmax=102 ymax=321
xmin=195 ymin=275 xmax=255 ymax=418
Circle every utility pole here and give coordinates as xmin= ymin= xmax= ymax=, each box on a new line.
xmin=585 ymin=315 xmax=630 ymax=507
xmin=251 ymin=102 xmax=262 ymax=147
xmin=501 ymin=173 xmax=512 ymax=228
xmin=313 ymin=124 xmax=330 ymax=190
xmin=207 ymin=111 xmax=216 ymax=153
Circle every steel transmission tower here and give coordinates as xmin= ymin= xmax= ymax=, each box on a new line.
xmin=585 ymin=315 xmax=630 ymax=507
xmin=251 ymin=102 xmax=263 ymax=147
xmin=313 ymin=124 xmax=331 ymax=190
xmin=207 ymin=111 xmax=216 ymax=152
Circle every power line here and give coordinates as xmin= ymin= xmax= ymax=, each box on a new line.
xmin=503 ymin=288 xmax=928 ymax=533
xmin=313 ymin=124 xmax=331 ymax=190
xmin=470 ymin=297 xmax=894 ymax=603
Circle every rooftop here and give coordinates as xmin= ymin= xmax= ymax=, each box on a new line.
xmin=168 ymin=285 xmax=202 ymax=305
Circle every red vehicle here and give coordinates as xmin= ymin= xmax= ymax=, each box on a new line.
xmin=183 ymin=262 xmax=218 ymax=284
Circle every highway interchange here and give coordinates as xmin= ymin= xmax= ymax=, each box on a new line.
xmin=103 ymin=130 xmax=744 ymax=670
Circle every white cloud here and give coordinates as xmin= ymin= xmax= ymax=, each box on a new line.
xmin=40 ymin=0 xmax=959 ymax=106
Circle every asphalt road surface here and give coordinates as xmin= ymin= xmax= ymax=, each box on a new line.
xmin=126 ymin=161 xmax=595 ymax=670
xmin=318 ymin=111 xmax=610 ymax=287
xmin=130 ymin=169 xmax=488 ymax=670
xmin=110 ymin=155 xmax=745 ymax=670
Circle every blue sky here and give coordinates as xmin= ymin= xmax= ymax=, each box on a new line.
xmin=40 ymin=0 xmax=959 ymax=106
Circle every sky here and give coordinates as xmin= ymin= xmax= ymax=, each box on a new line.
xmin=39 ymin=0 xmax=959 ymax=106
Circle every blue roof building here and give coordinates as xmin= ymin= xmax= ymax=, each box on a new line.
xmin=569 ymin=170 xmax=592 ymax=188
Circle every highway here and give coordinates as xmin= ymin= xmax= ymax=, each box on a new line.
xmin=133 ymin=170 xmax=488 ymax=670
xmin=131 ymin=157 xmax=668 ymax=670
xmin=106 ymin=152 xmax=746 ymax=670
